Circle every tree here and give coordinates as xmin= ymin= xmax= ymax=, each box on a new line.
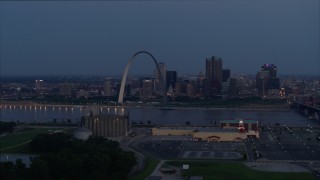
xmin=27 ymin=133 xmax=137 ymax=179
xmin=0 ymin=121 xmax=16 ymax=134
xmin=29 ymin=158 xmax=50 ymax=180
xmin=243 ymin=153 xmax=247 ymax=160
xmin=1 ymin=133 xmax=137 ymax=180
xmin=0 ymin=159 xmax=29 ymax=180
xmin=0 ymin=161 xmax=17 ymax=180
xmin=15 ymin=159 xmax=28 ymax=179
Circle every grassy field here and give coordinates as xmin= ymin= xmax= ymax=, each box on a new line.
xmin=129 ymin=157 xmax=160 ymax=180
xmin=0 ymin=127 xmax=64 ymax=153
xmin=166 ymin=161 xmax=314 ymax=180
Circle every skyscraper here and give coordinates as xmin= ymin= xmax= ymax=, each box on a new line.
xmin=205 ymin=56 xmax=222 ymax=96
xmin=142 ymin=79 xmax=154 ymax=97
xmin=154 ymin=62 xmax=166 ymax=83
xmin=175 ymin=82 xmax=194 ymax=98
xmin=166 ymin=71 xmax=177 ymax=90
xmin=256 ymin=64 xmax=280 ymax=97
xmin=35 ymin=80 xmax=45 ymax=94
xmin=203 ymin=78 xmax=211 ymax=97
xmin=228 ymin=78 xmax=239 ymax=98
xmin=154 ymin=62 xmax=166 ymax=94
xmin=104 ymin=78 xmax=112 ymax=96
xmin=59 ymin=83 xmax=72 ymax=97
xmin=222 ymin=69 xmax=231 ymax=82
xmin=261 ymin=64 xmax=277 ymax=77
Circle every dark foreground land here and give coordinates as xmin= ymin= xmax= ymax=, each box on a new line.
xmin=1 ymin=125 xmax=319 ymax=180
xmin=166 ymin=161 xmax=314 ymax=180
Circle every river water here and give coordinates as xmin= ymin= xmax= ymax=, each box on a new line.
xmin=0 ymin=106 xmax=318 ymax=127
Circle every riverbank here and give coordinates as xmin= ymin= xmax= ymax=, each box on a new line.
xmin=0 ymin=101 xmax=291 ymax=111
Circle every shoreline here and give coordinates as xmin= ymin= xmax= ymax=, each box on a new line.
xmin=127 ymin=106 xmax=291 ymax=111
xmin=0 ymin=103 xmax=291 ymax=111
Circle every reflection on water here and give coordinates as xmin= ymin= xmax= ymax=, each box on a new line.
xmin=0 ymin=106 xmax=318 ymax=126
xmin=0 ymin=106 xmax=81 ymax=123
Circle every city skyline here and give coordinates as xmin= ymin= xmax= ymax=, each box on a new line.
xmin=1 ymin=0 xmax=319 ymax=76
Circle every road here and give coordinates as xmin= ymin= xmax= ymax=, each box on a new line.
xmin=0 ymin=140 xmax=31 ymax=151
xmin=120 ymin=135 xmax=145 ymax=176
xmin=244 ymin=142 xmax=255 ymax=161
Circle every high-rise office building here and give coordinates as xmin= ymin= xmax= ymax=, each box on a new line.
xmin=166 ymin=71 xmax=177 ymax=90
xmin=206 ymin=56 xmax=222 ymax=96
xmin=35 ymin=80 xmax=45 ymax=94
xmin=76 ymin=90 xmax=89 ymax=99
xmin=198 ymin=71 xmax=205 ymax=87
xmin=228 ymin=78 xmax=239 ymax=97
xmin=261 ymin=64 xmax=277 ymax=77
xmin=256 ymin=64 xmax=280 ymax=96
xmin=222 ymin=69 xmax=231 ymax=82
xmin=129 ymin=78 xmax=140 ymax=89
xmin=188 ymin=76 xmax=201 ymax=95
xmin=104 ymin=78 xmax=112 ymax=96
xmin=154 ymin=63 xmax=166 ymax=83
xmin=154 ymin=63 xmax=166 ymax=94
xmin=125 ymin=84 xmax=131 ymax=97
xmin=175 ymin=82 xmax=194 ymax=97
xmin=142 ymin=79 xmax=154 ymax=97
xmin=59 ymin=83 xmax=72 ymax=97
xmin=202 ymin=78 xmax=211 ymax=97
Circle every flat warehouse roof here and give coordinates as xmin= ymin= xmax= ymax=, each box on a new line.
xmin=220 ymin=120 xmax=258 ymax=124
xmin=155 ymin=127 xmax=239 ymax=133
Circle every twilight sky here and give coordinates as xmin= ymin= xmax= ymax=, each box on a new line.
xmin=0 ymin=0 xmax=319 ymax=76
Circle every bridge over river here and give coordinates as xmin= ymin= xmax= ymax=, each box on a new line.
xmin=293 ymin=101 xmax=320 ymax=121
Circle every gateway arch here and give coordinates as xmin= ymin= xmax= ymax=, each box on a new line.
xmin=118 ymin=51 xmax=167 ymax=104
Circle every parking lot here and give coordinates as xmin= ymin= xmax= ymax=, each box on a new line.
xmin=130 ymin=124 xmax=320 ymax=161
xmin=131 ymin=126 xmax=320 ymax=179
xmin=181 ymin=151 xmax=241 ymax=159
xmin=139 ymin=136 xmax=246 ymax=159
xmin=256 ymin=125 xmax=320 ymax=161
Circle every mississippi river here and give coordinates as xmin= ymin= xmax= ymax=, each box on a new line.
xmin=0 ymin=106 xmax=318 ymax=127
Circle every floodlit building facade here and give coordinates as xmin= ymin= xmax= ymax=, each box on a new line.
xmin=82 ymin=115 xmax=129 ymax=137
xmin=81 ymin=106 xmax=129 ymax=137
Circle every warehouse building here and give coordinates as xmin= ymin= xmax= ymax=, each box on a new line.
xmin=152 ymin=119 xmax=259 ymax=142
